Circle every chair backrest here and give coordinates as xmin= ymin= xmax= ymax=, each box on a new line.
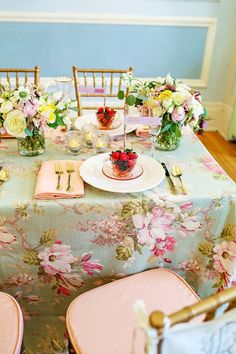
xmin=73 ymin=65 xmax=133 ymax=116
xmin=149 ymin=286 xmax=236 ymax=354
xmin=0 ymin=66 xmax=40 ymax=89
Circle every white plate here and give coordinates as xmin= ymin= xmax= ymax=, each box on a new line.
xmin=74 ymin=112 xmax=137 ymax=137
xmin=80 ymin=153 xmax=165 ymax=193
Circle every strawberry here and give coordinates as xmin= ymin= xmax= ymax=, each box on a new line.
xmin=128 ymin=152 xmax=137 ymax=160
xmin=97 ymin=107 xmax=104 ymax=114
xmin=111 ymin=151 xmax=120 ymax=160
xmin=119 ymin=152 xmax=129 ymax=161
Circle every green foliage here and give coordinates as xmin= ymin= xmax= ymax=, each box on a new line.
xmin=40 ymin=228 xmax=57 ymax=245
xmin=126 ymin=94 xmax=136 ymax=106
xmin=198 ymin=241 xmax=214 ymax=257
xmin=23 ymin=250 xmax=40 ymax=265
xmin=118 ymin=90 xmax=125 ymax=100
xmin=221 ymin=224 xmax=236 ymax=241
xmin=121 ymin=198 xmax=150 ymax=219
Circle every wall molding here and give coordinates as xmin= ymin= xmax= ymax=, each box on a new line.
xmin=0 ymin=12 xmax=217 ymax=88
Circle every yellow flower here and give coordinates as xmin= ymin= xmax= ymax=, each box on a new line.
xmin=0 ymin=101 xmax=13 ymax=114
xmin=39 ymin=103 xmax=56 ymax=113
xmin=47 ymin=112 xmax=56 ymax=124
xmin=4 ymin=110 xmax=26 ymax=138
xmin=158 ymin=90 xmax=172 ymax=102
xmin=153 ymin=106 xmax=163 ymax=117
xmin=40 ymin=104 xmax=57 ymax=123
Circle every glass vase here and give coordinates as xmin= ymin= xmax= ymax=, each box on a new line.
xmin=154 ymin=130 xmax=180 ymax=151
xmin=17 ymin=128 xmax=46 ymax=156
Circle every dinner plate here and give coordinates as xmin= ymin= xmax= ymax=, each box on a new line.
xmin=80 ymin=153 xmax=165 ymax=193
xmin=74 ymin=112 xmax=137 ymax=137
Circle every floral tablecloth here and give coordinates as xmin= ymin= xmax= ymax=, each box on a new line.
xmin=0 ymin=127 xmax=236 ymax=353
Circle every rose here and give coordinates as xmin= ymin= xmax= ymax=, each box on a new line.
xmin=172 ymin=92 xmax=186 ymax=106
xmin=187 ymin=97 xmax=204 ymax=118
xmin=162 ymin=98 xmax=174 ymax=113
xmin=23 ymin=99 xmax=38 ymax=118
xmin=0 ymin=101 xmax=13 ymax=114
xmin=4 ymin=110 xmax=27 ymax=138
xmin=171 ymin=106 xmax=186 ymax=122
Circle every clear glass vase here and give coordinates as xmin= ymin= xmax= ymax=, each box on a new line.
xmin=17 ymin=128 xmax=46 ymax=156
xmin=154 ymin=130 xmax=180 ymax=151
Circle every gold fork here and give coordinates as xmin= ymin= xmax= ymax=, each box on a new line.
xmin=54 ymin=163 xmax=63 ymax=190
xmin=66 ymin=163 xmax=75 ymax=192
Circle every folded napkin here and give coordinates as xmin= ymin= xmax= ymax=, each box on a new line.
xmin=135 ymin=126 xmax=150 ymax=138
xmin=34 ymin=160 xmax=84 ymax=199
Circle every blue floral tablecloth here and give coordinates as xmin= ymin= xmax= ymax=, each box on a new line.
xmin=0 ymin=127 xmax=236 ymax=353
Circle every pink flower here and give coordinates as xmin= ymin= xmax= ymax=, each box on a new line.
xmin=38 ymin=242 xmax=76 ymax=275
xmin=213 ymin=242 xmax=236 ymax=279
xmin=133 ymin=207 xmax=175 ymax=247
xmin=80 ymin=253 xmax=104 ymax=276
xmin=23 ymin=98 xmax=38 ymax=118
xmin=152 ymin=236 xmax=176 ymax=257
xmin=202 ymin=156 xmax=224 ymax=175
xmin=0 ymin=227 xmax=16 ymax=249
xmin=171 ymin=106 xmax=185 ymax=122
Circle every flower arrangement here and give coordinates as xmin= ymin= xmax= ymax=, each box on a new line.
xmin=96 ymin=106 xmax=117 ymax=129
xmin=0 ymin=85 xmax=76 ymax=155
xmin=118 ymin=73 xmax=208 ymax=150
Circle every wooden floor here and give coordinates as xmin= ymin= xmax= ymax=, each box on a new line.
xmin=198 ymin=132 xmax=236 ymax=182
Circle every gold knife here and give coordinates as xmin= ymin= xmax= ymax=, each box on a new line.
xmin=161 ymin=162 xmax=178 ymax=195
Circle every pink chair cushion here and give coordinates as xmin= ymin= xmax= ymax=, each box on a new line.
xmin=66 ymin=268 xmax=201 ymax=354
xmin=0 ymin=292 xmax=24 ymax=354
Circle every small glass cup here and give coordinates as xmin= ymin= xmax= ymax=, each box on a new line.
xmin=64 ymin=130 xmax=83 ymax=154
xmin=92 ymin=132 xmax=109 ymax=153
xmin=81 ymin=124 xmax=98 ymax=147
xmin=55 ymin=77 xmax=72 ymax=99
xmin=109 ymin=155 xmax=138 ymax=177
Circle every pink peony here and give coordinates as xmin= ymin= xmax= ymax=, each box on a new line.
xmin=80 ymin=253 xmax=104 ymax=276
xmin=38 ymin=242 xmax=76 ymax=275
xmin=23 ymin=98 xmax=38 ymax=118
xmin=133 ymin=207 xmax=175 ymax=247
xmin=171 ymin=106 xmax=185 ymax=122
xmin=152 ymin=236 xmax=176 ymax=257
xmin=213 ymin=241 xmax=236 ymax=279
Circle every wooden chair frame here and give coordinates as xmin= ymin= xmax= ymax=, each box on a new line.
xmin=73 ymin=66 xmax=133 ymax=116
xmin=0 ymin=66 xmax=40 ymax=89
xmin=150 ymin=286 xmax=236 ymax=354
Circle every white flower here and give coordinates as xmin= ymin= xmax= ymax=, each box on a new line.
xmin=172 ymin=92 xmax=186 ymax=106
xmin=0 ymin=98 xmax=4 ymax=104
xmin=14 ymin=86 xmax=30 ymax=101
xmin=56 ymin=101 xmax=66 ymax=110
xmin=52 ymin=91 xmax=63 ymax=102
xmin=162 ymin=98 xmax=174 ymax=113
xmin=166 ymin=73 xmax=174 ymax=85
xmin=0 ymin=101 xmax=13 ymax=114
xmin=152 ymin=106 xmax=163 ymax=117
xmin=156 ymin=76 xmax=165 ymax=85
xmin=187 ymin=97 xmax=204 ymax=118
xmin=4 ymin=110 xmax=27 ymax=138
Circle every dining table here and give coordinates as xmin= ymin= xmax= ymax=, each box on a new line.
xmin=0 ymin=126 xmax=236 ymax=353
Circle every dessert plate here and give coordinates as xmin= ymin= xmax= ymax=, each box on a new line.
xmin=80 ymin=153 xmax=165 ymax=193
xmin=74 ymin=112 xmax=137 ymax=137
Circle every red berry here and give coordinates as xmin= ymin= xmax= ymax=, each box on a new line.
xmin=128 ymin=152 xmax=137 ymax=160
xmin=119 ymin=152 xmax=129 ymax=161
xmin=111 ymin=151 xmax=120 ymax=160
xmin=97 ymin=107 xmax=104 ymax=114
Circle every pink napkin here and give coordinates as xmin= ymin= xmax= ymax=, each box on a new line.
xmin=34 ymin=160 xmax=84 ymax=199
xmin=135 ymin=126 xmax=150 ymax=138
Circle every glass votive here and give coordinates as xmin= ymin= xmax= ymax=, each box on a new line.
xmin=64 ymin=130 xmax=83 ymax=154
xmin=81 ymin=124 xmax=98 ymax=147
xmin=92 ymin=132 xmax=110 ymax=153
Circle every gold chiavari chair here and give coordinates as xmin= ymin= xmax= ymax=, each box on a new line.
xmin=0 ymin=66 xmax=40 ymax=89
xmin=150 ymin=285 xmax=236 ymax=354
xmin=73 ymin=66 xmax=133 ymax=116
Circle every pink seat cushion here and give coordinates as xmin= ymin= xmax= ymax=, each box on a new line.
xmin=66 ymin=268 xmax=201 ymax=354
xmin=0 ymin=292 xmax=24 ymax=354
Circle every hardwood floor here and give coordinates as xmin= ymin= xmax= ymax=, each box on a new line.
xmin=198 ymin=132 xmax=236 ymax=182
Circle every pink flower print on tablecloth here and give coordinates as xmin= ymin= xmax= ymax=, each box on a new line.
xmin=152 ymin=236 xmax=176 ymax=257
xmin=132 ymin=207 xmax=175 ymax=248
xmin=213 ymin=241 xmax=236 ymax=285
xmin=178 ymin=202 xmax=201 ymax=237
xmin=0 ymin=227 xmax=16 ymax=249
xmin=80 ymin=253 xmax=104 ymax=276
xmin=201 ymin=156 xmax=226 ymax=178
xmin=38 ymin=241 xmax=76 ymax=275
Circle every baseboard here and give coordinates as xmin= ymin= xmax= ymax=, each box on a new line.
xmin=204 ymin=102 xmax=233 ymax=139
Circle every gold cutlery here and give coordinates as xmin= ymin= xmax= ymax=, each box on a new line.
xmin=66 ymin=163 xmax=75 ymax=192
xmin=54 ymin=163 xmax=63 ymax=190
xmin=0 ymin=169 xmax=9 ymax=187
xmin=172 ymin=164 xmax=187 ymax=195
xmin=161 ymin=162 xmax=178 ymax=195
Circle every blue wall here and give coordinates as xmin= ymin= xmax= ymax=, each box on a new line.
xmin=0 ymin=22 xmax=207 ymax=79
xmin=0 ymin=0 xmax=236 ymax=102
